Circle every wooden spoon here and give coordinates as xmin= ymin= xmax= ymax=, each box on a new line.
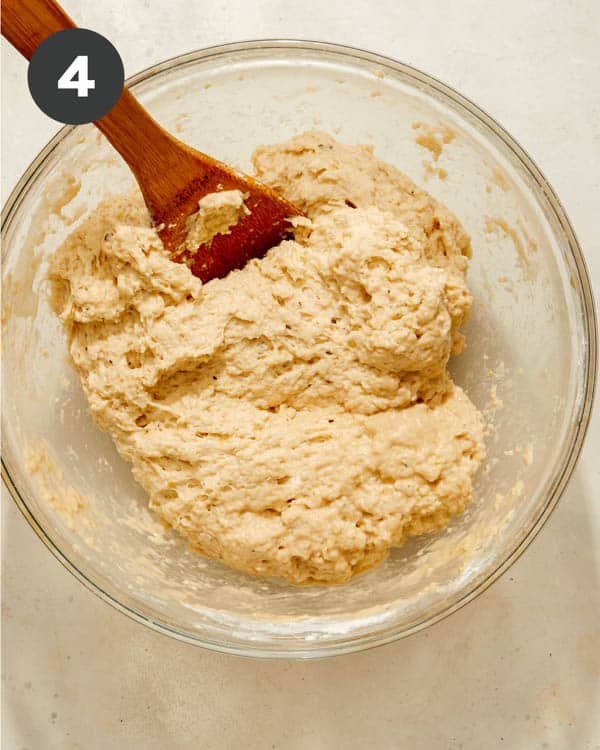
xmin=1 ymin=0 xmax=302 ymax=282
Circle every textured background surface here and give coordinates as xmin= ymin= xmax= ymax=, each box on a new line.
xmin=2 ymin=1 xmax=599 ymax=748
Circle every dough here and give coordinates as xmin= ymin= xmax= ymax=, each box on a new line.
xmin=181 ymin=189 xmax=249 ymax=255
xmin=50 ymin=131 xmax=484 ymax=585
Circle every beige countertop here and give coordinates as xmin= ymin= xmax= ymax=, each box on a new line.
xmin=2 ymin=1 xmax=599 ymax=748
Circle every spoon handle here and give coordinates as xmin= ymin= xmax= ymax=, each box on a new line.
xmin=1 ymin=0 xmax=197 ymax=214
xmin=1 ymin=0 xmax=75 ymax=59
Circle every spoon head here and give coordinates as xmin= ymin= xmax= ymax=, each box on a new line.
xmin=150 ymin=161 xmax=301 ymax=283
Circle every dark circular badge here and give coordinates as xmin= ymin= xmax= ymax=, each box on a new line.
xmin=27 ymin=28 xmax=124 ymax=125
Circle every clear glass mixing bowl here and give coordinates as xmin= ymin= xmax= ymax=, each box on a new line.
xmin=2 ymin=41 xmax=596 ymax=658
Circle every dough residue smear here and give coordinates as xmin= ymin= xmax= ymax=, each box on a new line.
xmin=411 ymin=121 xmax=456 ymax=162
xmin=49 ymin=131 xmax=485 ymax=585
xmin=484 ymin=216 xmax=536 ymax=281
xmin=26 ymin=446 xmax=88 ymax=532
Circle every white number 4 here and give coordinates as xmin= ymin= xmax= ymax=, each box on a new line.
xmin=58 ymin=55 xmax=95 ymax=98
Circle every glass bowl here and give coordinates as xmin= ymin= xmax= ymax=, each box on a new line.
xmin=2 ymin=40 xmax=596 ymax=659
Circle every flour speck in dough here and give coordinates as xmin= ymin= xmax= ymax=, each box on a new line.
xmin=49 ymin=131 xmax=485 ymax=585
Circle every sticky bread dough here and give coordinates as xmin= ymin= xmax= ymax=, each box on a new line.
xmin=49 ymin=131 xmax=484 ymax=585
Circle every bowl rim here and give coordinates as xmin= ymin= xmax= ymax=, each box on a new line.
xmin=2 ymin=38 xmax=597 ymax=659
